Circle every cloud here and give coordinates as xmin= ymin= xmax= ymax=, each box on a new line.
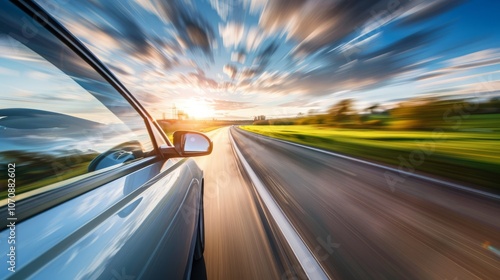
xmin=219 ymin=22 xmax=245 ymax=49
xmin=231 ymin=51 xmax=247 ymax=63
xmin=240 ymin=68 xmax=259 ymax=80
xmin=57 ymin=2 xmax=182 ymax=73
xmin=257 ymin=0 xmax=459 ymax=57
xmin=99 ymin=4 xmax=150 ymax=54
xmin=251 ymin=41 xmax=280 ymax=74
xmin=208 ymin=0 xmax=234 ymax=21
xmin=243 ymin=0 xmax=267 ymax=14
xmin=209 ymin=0 xmax=266 ymax=20
xmin=415 ymin=49 xmax=500 ymax=83
xmin=30 ymin=0 xmax=497 ymax=119
xmin=108 ymin=63 xmax=136 ymax=76
xmin=465 ymin=80 xmax=500 ymax=94
xmin=0 ymin=35 xmax=46 ymax=64
xmin=246 ymin=26 xmax=267 ymax=51
xmin=186 ymin=26 xmax=211 ymax=50
xmin=278 ymin=98 xmax=315 ymax=107
xmin=161 ymin=69 xmax=224 ymax=95
xmin=184 ymin=69 xmax=221 ymax=89
xmin=26 ymin=71 xmax=53 ymax=81
xmin=2 ymin=27 xmax=106 ymax=89
xmin=360 ymin=28 xmax=438 ymax=59
xmin=211 ymin=99 xmax=257 ymax=110
xmin=143 ymin=0 xmax=215 ymax=55
xmin=399 ymin=0 xmax=465 ymax=26
xmin=0 ymin=65 xmax=19 ymax=77
xmin=238 ymin=27 xmax=440 ymax=97
xmin=416 ymin=71 xmax=450 ymax=81
xmin=259 ymin=0 xmax=414 ymax=55
xmin=446 ymin=49 xmax=500 ymax=70
xmin=223 ymin=64 xmax=238 ymax=79
xmin=219 ymin=22 xmax=268 ymax=52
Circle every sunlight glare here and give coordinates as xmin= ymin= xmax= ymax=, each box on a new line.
xmin=181 ymin=99 xmax=214 ymax=119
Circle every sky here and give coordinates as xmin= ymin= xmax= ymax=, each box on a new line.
xmin=34 ymin=0 xmax=500 ymax=120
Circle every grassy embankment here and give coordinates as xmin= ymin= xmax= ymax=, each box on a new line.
xmin=240 ymin=122 xmax=500 ymax=191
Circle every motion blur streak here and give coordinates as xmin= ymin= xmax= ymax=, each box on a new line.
xmin=35 ymin=0 xmax=500 ymax=120
xmin=230 ymin=127 xmax=500 ymax=279
xmin=193 ymin=128 xmax=295 ymax=279
xmin=230 ymin=128 xmax=330 ymax=280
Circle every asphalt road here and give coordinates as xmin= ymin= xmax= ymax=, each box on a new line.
xmin=193 ymin=127 xmax=302 ymax=279
xmin=196 ymin=126 xmax=500 ymax=279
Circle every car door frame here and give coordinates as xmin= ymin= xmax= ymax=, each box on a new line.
xmin=0 ymin=0 xmax=178 ymax=223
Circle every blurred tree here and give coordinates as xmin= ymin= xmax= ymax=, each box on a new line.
xmin=308 ymin=109 xmax=319 ymax=115
xmin=490 ymin=96 xmax=500 ymax=107
xmin=365 ymin=103 xmax=380 ymax=114
xmin=328 ymin=99 xmax=356 ymax=124
xmin=390 ymin=97 xmax=466 ymax=130
xmin=315 ymin=114 xmax=326 ymax=124
xmin=481 ymin=97 xmax=500 ymax=113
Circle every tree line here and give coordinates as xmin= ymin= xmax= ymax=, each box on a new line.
xmin=253 ymin=96 xmax=500 ymax=130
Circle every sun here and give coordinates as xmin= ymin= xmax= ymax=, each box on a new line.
xmin=182 ymin=100 xmax=214 ymax=119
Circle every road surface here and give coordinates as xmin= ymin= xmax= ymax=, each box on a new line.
xmin=193 ymin=127 xmax=303 ymax=279
xmin=196 ymin=126 xmax=500 ymax=279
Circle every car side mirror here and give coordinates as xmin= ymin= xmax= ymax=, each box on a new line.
xmin=170 ymin=131 xmax=213 ymax=157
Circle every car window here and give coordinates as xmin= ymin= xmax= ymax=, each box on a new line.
xmin=0 ymin=2 xmax=155 ymax=200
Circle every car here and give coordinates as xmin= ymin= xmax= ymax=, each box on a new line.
xmin=0 ymin=0 xmax=212 ymax=279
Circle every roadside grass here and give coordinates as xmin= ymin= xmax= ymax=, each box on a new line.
xmin=455 ymin=114 xmax=500 ymax=132
xmin=240 ymin=125 xmax=500 ymax=191
xmin=360 ymin=113 xmax=500 ymax=131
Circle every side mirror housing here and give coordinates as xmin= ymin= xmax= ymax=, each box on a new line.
xmin=162 ymin=131 xmax=213 ymax=158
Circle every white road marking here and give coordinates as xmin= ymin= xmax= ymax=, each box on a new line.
xmin=229 ymin=129 xmax=331 ymax=280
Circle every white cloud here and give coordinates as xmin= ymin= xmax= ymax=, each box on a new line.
xmin=231 ymin=51 xmax=246 ymax=63
xmin=220 ymin=22 xmax=267 ymax=52
xmin=223 ymin=64 xmax=238 ymax=79
xmin=446 ymin=49 xmax=500 ymax=69
xmin=246 ymin=26 xmax=266 ymax=51
xmin=209 ymin=0 xmax=231 ymax=21
xmin=219 ymin=22 xmax=245 ymax=49
xmin=133 ymin=0 xmax=161 ymax=18
xmin=26 ymin=71 xmax=53 ymax=80
xmin=0 ymin=66 xmax=19 ymax=77
xmin=0 ymin=40 xmax=45 ymax=64
xmin=244 ymin=0 xmax=267 ymax=14
xmin=65 ymin=19 xmax=121 ymax=55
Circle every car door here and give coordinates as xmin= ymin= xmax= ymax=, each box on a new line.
xmin=0 ymin=1 xmax=201 ymax=279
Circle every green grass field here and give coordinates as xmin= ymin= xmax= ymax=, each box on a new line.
xmin=240 ymin=125 xmax=500 ymax=190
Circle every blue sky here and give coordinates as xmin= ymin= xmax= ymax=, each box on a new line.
xmin=33 ymin=0 xmax=500 ymax=120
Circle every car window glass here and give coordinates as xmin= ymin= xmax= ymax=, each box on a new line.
xmin=0 ymin=2 xmax=155 ymax=200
